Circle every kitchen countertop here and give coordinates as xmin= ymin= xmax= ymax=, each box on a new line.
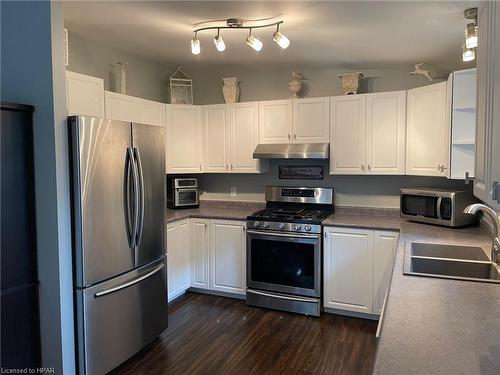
xmin=167 ymin=205 xmax=500 ymax=374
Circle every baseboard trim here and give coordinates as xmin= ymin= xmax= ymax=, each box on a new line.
xmin=323 ymin=307 xmax=380 ymax=321
xmin=188 ymin=287 xmax=246 ymax=300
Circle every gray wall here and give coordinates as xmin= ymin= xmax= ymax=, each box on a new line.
xmin=1 ymin=1 xmax=75 ymax=373
xmin=67 ymin=31 xmax=171 ymax=102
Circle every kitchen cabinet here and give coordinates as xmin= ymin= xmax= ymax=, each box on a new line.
xmin=293 ymin=97 xmax=330 ymax=143
xmin=167 ymin=219 xmax=190 ymax=301
xmin=330 ymin=91 xmax=406 ymax=175
xmin=209 ymin=219 xmax=246 ymax=295
xmin=406 ymin=82 xmax=449 ymax=176
xmin=165 ymin=104 xmax=203 ymax=173
xmin=474 ymin=1 xmax=500 ymax=211
xmin=190 ymin=219 xmax=210 ymax=290
xmin=323 ymin=226 xmax=398 ymax=316
xmin=65 ymin=71 xmax=105 ymax=118
xmin=228 ymin=102 xmax=267 ymax=173
xmin=372 ymin=231 xmax=398 ymax=314
xmin=258 ymin=99 xmax=293 ymax=144
xmin=203 ymin=104 xmax=229 ymax=172
xmin=105 ymin=91 xmax=165 ymax=127
xmin=258 ymin=97 xmax=329 ymax=144
xmin=447 ymin=69 xmax=477 ymax=180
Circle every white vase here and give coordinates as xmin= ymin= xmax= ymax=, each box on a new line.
xmin=222 ymin=77 xmax=240 ymax=103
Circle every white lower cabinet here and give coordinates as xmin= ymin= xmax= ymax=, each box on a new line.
xmin=166 ymin=219 xmax=191 ymax=301
xmin=323 ymin=226 xmax=398 ymax=316
xmin=190 ymin=218 xmax=210 ymax=289
xmin=209 ymin=220 xmax=246 ymax=295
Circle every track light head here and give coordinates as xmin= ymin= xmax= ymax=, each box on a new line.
xmin=191 ymin=33 xmax=200 ymax=55
xmin=214 ymin=30 xmax=226 ymax=52
xmin=246 ymin=30 xmax=263 ymax=52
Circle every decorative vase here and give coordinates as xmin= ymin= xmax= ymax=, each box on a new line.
xmin=288 ymin=70 xmax=304 ymax=98
xmin=222 ymin=77 xmax=240 ymax=103
xmin=338 ymin=72 xmax=364 ymax=95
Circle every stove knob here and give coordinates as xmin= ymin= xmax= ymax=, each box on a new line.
xmin=294 ymin=224 xmax=302 ymax=231
xmin=254 ymin=221 xmax=260 ymax=227
xmin=263 ymin=222 xmax=270 ymax=228
xmin=304 ymin=225 xmax=312 ymax=232
xmin=279 ymin=223 xmax=286 ymax=230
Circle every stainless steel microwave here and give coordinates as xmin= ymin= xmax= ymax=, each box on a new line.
xmin=167 ymin=177 xmax=199 ymax=209
xmin=400 ymin=188 xmax=479 ymax=227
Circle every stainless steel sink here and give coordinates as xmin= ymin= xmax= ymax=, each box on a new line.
xmin=404 ymin=242 xmax=500 ymax=284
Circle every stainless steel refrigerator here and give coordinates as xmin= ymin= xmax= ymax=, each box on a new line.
xmin=68 ymin=116 xmax=168 ymax=375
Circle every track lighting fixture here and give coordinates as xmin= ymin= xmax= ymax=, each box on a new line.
xmin=246 ymin=29 xmax=263 ymax=52
xmin=273 ymin=24 xmax=290 ymax=49
xmin=190 ymin=17 xmax=289 ymax=55
xmin=191 ymin=33 xmax=200 ymax=55
xmin=214 ymin=29 xmax=226 ymax=52
xmin=460 ymin=7 xmax=478 ymax=61
xmin=464 ymin=23 xmax=478 ymax=49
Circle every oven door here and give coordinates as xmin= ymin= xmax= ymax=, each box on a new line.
xmin=246 ymin=229 xmax=321 ymax=298
xmin=174 ymin=188 xmax=199 ymax=207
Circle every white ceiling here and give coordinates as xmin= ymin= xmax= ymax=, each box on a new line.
xmin=63 ymin=1 xmax=478 ymax=71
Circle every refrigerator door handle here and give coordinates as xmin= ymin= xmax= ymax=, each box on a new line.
xmin=134 ymin=147 xmax=145 ymax=246
xmin=125 ymin=148 xmax=134 ymax=248
xmin=94 ymin=263 xmax=164 ymax=298
xmin=128 ymin=147 xmax=140 ymax=248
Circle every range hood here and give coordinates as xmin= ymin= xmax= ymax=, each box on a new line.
xmin=253 ymin=143 xmax=329 ymax=159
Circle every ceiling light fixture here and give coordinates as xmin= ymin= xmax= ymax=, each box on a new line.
xmin=214 ymin=29 xmax=226 ymax=52
xmin=273 ymin=24 xmax=290 ymax=49
xmin=191 ymin=32 xmax=200 ymax=55
xmin=462 ymin=43 xmax=475 ymax=62
xmin=464 ymin=8 xmax=478 ymax=49
xmin=190 ymin=16 xmax=289 ymax=54
xmin=246 ymin=29 xmax=263 ymax=52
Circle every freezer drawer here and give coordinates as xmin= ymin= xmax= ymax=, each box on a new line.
xmin=76 ymin=258 xmax=168 ymax=375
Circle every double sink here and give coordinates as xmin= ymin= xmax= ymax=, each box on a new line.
xmin=404 ymin=242 xmax=500 ymax=284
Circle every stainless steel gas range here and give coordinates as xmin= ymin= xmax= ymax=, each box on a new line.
xmin=246 ymin=186 xmax=334 ymax=316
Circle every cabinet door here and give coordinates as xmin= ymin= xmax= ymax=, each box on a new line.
xmin=65 ymin=71 xmax=105 ymax=118
xmin=258 ymin=99 xmax=293 ymax=144
xmin=138 ymin=98 xmax=165 ymax=127
xmin=105 ymin=91 xmax=140 ymax=123
xmin=323 ymin=227 xmax=373 ymax=313
xmin=165 ymin=105 xmax=203 ymax=173
xmin=228 ymin=102 xmax=265 ymax=173
xmin=210 ymin=220 xmax=246 ymax=295
xmin=330 ymin=95 xmax=366 ymax=175
xmin=406 ymin=82 xmax=449 ymax=176
xmin=293 ymin=97 xmax=330 ymax=143
xmin=166 ymin=220 xmax=190 ymax=301
xmin=190 ymin=219 xmax=210 ymax=289
xmin=372 ymin=231 xmax=398 ymax=314
xmin=203 ymin=104 xmax=229 ymax=172
xmin=366 ymin=91 xmax=406 ymax=175
xmin=474 ymin=1 xmax=500 ymax=210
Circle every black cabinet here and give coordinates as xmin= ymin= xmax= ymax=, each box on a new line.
xmin=1 ymin=102 xmax=40 ymax=369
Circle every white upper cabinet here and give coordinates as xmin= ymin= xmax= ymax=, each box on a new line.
xmin=228 ymin=102 xmax=267 ymax=173
xmin=210 ymin=219 xmax=246 ymax=295
xmin=203 ymin=104 xmax=229 ymax=172
xmin=330 ymin=95 xmax=367 ymax=174
xmin=65 ymin=71 xmax=105 ymax=118
xmin=474 ymin=1 xmax=500 ymax=210
xmin=293 ymin=97 xmax=330 ymax=143
xmin=366 ymin=91 xmax=406 ymax=174
xmin=258 ymin=99 xmax=293 ymax=144
xmin=406 ymin=82 xmax=449 ymax=176
xmin=105 ymin=91 xmax=165 ymax=127
xmin=165 ymin=104 xmax=203 ymax=173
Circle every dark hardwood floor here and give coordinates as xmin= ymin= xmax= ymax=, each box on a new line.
xmin=112 ymin=292 xmax=378 ymax=375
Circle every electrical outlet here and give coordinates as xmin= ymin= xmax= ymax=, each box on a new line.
xmin=230 ymin=187 xmax=237 ymax=196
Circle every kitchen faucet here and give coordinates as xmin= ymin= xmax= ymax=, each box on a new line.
xmin=464 ymin=203 xmax=500 ymax=264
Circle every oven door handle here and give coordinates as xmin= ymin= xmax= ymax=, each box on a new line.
xmin=247 ymin=289 xmax=319 ymax=303
xmin=246 ymin=229 xmax=320 ymax=239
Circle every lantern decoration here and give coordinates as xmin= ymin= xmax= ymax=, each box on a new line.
xmin=169 ymin=65 xmax=193 ymax=104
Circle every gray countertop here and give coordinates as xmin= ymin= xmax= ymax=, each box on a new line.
xmin=167 ymin=206 xmax=500 ymax=374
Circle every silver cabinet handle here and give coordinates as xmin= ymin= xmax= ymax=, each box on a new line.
xmin=368 ymin=164 xmax=372 ymax=172
xmin=493 ymin=181 xmax=500 ymax=203
xmin=230 ymin=164 xmax=233 ymax=170
xmin=225 ymin=164 xmax=228 ymax=170
xmin=288 ymin=133 xmax=291 ymax=140
xmin=293 ymin=133 xmax=297 ymax=140
xmin=134 ymin=147 xmax=145 ymax=246
xmin=95 ymin=263 xmax=164 ymax=298
xmin=199 ymin=164 xmax=202 ymax=171
xmin=465 ymin=172 xmax=474 ymax=184
xmin=361 ymin=164 xmax=365 ymax=172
